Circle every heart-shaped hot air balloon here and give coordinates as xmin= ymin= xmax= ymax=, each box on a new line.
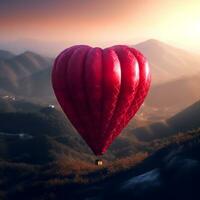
xmin=52 ymin=45 xmax=151 ymax=155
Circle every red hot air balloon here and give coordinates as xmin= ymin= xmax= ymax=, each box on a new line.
xmin=52 ymin=45 xmax=151 ymax=156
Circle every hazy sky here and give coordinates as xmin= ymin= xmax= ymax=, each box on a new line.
xmin=1 ymin=0 xmax=200 ymax=54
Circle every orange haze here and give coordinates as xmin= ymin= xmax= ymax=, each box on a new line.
xmin=0 ymin=0 xmax=200 ymax=53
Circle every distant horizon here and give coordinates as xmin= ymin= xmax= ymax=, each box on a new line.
xmin=1 ymin=0 xmax=200 ymax=56
xmin=0 ymin=38 xmax=199 ymax=57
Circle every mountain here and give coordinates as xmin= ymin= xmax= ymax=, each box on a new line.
xmin=0 ymin=50 xmax=15 ymax=60
xmin=0 ymin=51 xmax=52 ymax=94
xmin=18 ymin=67 xmax=54 ymax=99
xmin=132 ymin=99 xmax=200 ymax=141
xmin=135 ymin=39 xmax=200 ymax=85
xmin=0 ymin=39 xmax=200 ymax=118
xmin=168 ymin=99 xmax=200 ymax=132
xmin=145 ymin=73 xmax=200 ymax=114
xmin=86 ymin=129 xmax=200 ymax=200
xmin=0 ymin=38 xmax=68 ymax=57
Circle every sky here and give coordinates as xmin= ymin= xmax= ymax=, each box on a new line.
xmin=0 ymin=0 xmax=200 ymax=55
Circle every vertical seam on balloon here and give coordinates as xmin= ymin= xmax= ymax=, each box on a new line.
xmin=81 ymin=47 xmax=95 ymax=150
xmin=122 ymin=47 xmax=141 ymax=124
xmin=125 ymin=48 xmax=143 ymax=123
xmin=99 ymin=47 xmax=104 ymax=152
xmin=67 ymin=46 xmax=102 ymax=155
xmin=117 ymin=49 xmax=139 ymax=134
xmin=105 ymin=48 xmax=122 ymax=143
xmin=59 ymin=48 xmax=78 ymax=124
xmin=126 ymin=48 xmax=151 ymax=123
xmin=52 ymin=48 xmax=81 ymax=141
xmin=52 ymin=47 xmax=73 ymax=91
xmin=52 ymin=49 xmax=70 ymax=104
xmin=64 ymin=46 xmax=86 ymax=135
xmin=85 ymin=47 xmax=103 ymax=154
xmin=103 ymin=47 xmax=141 ymax=152
xmin=102 ymin=48 xmax=122 ymax=152
xmin=100 ymin=48 xmax=105 ymax=143
xmin=98 ymin=48 xmax=108 ymax=154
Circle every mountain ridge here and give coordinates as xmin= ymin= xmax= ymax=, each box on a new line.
xmin=0 ymin=39 xmax=200 ymax=118
xmin=0 ymin=50 xmax=15 ymax=60
xmin=132 ymin=99 xmax=200 ymax=141
xmin=134 ymin=39 xmax=200 ymax=84
xmin=0 ymin=51 xmax=52 ymax=94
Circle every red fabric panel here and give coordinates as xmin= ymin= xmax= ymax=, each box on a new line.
xmin=52 ymin=46 xmax=83 ymax=135
xmin=66 ymin=46 xmax=94 ymax=145
xmin=84 ymin=48 xmax=103 ymax=153
xmin=99 ymin=48 xmax=121 ymax=154
xmin=101 ymin=45 xmax=140 ymax=153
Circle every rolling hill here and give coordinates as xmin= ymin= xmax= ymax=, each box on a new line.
xmin=132 ymin=99 xmax=200 ymax=141
xmin=145 ymin=73 xmax=200 ymax=114
xmin=18 ymin=67 xmax=53 ymax=99
xmin=0 ymin=51 xmax=52 ymax=94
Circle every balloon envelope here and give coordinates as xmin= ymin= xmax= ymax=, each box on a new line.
xmin=52 ymin=45 xmax=151 ymax=155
